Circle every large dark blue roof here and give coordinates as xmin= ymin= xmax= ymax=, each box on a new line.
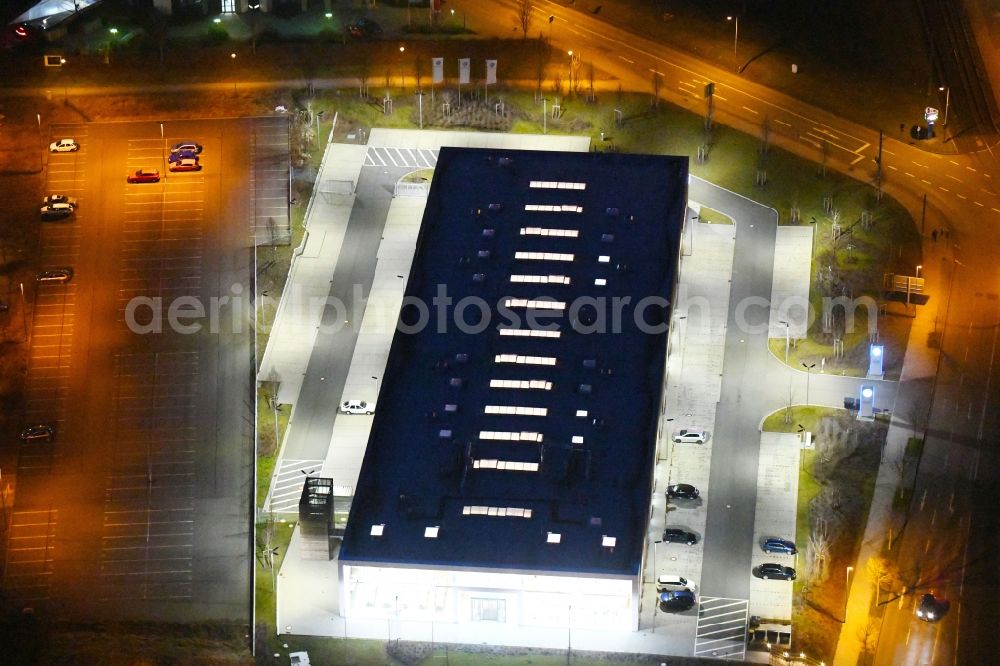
xmin=340 ymin=147 xmax=687 ymax=577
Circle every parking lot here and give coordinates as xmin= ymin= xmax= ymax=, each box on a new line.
xmin=3 ymin=119 xmax=263 ymax=621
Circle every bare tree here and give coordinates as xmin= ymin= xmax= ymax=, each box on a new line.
xmin=515 ymin=0 xmax=533 ymax=38
xmin=866 ymin=555 xmax=901 ymax=607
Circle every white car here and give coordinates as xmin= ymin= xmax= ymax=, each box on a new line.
xmin=656 ymin=574 xmax=699 ymax=594
xmin=672 ymin=427 xmax=707 ymax=444
xmin=339 ymin=399 xmax=374 ymax=415
xmin=49 ymin=138 xmax=79 ymax=153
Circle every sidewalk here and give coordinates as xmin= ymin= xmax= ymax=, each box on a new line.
xmin=832 ymin=234 xmax=947 ymax=665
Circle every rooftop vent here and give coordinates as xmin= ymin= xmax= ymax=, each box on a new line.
xmin=578 ymin=383 xmax=592 ymax=394
xmin=582 ymin=359 xmax=597 ymax=369
xmin=449 ymin=378 xmax=463 ymax=388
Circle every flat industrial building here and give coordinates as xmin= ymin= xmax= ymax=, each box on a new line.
xmin=338 ymin=147 xmax=688 ymax=630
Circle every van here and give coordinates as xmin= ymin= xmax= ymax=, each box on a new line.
xmin=656 ymin=574 xmax=698 ymax=593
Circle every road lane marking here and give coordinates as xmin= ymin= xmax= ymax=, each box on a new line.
xmin=679 ymin=81 xmax=694 ymax=89
xmin=947 ymin=174 xmax=961 ymax=182
xmin=888 ymin=164 xmax=898 ymax=171
xmin=649 ymin=68 xmax=664 ymax=76
xmin=939 ymin=187 xmax=949 ymax=193
xmin=742 ymin=106 xmax=759 ymax=114
xmin=883 ymin=148 xmax=895 ymax=156
xmin=949 ymin=160 xmax=960 ymax=166
xmin=912 ymin=161 xmax=929 ymax=168
xmin=904 ymin=172 xmax=915 ymax=178
xmin=974 ymin=201 xmax=985 ymax=207
xmin=957 ymin=194 xmax=967 ymax=200
xmin=773 ymin=118 xmax=791 ymax=127
xmin=851 ymin=154 xmax=866 ymax=165
xmin=618 ymin=55 xmax=634 ymax=64
xmin=714 ymin=94 xmax=727 ymax=101
xmin=966 ymin=166 xmax=977 ymax=173
xmin=921 ymin=179 xmax=931 ymax=185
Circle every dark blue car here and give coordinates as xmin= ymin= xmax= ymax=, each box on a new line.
xmin=168 ymin=149 xmax=199 ymax=164
xmin=658 ymin=589 xmax=696 ymax=612
xmin=761 ymin=537 xmax=797 ymax=555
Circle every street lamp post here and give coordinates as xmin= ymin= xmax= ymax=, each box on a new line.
xmin=371 ymin=375 xmax=379 ymax=400
xmin=844 ymin=566 xmax=854 ymax=622
xmin=230 ymin=52 xmax=237 ymax=95
xmin=939 ymin=86 xmax=950 ymax=126
xmin=543 ymin=97 xmax=547 ymax=134
xmin=727 ymin=15 xmax=739 ymax=59
xmin=779 ymin=319 xmax=790 ymax=365
xmin=802 ymin=362 xmax=816 ymax=405
xmin=915 ymin=264 xmax=922 ymax=278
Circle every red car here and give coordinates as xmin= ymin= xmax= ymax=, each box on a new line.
xmin=127 ymin=168 xmax=160 ymax=183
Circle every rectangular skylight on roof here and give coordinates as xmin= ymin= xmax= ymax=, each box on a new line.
xmin=484 ymin=405 xmax=549 ymax=416
xmin=547 ymin=532 xmax=562 ymax=543
xmin=572 ymin=435 xmax=584 ymax=444
xmin=510 ymin=274 xmax=571 ymax=285
xmin=602 ymin=536 xmax=617 ymax=548
xmin=489 ymin=379 xmax=553 ymax=391
xmin=529 ymin=180 xmax=586 ymax=190
xmin=598 ymin=255 xmax=611 ymax=263
xmin=425 ymin=526 xmax=440 ymax=538
xmin=576 ymin=410 xmax=588 ymax=417
xmin=494 ymin=354 xmax=557 ymax=366
xmin=498 ymin=328 xmax=561 ymax=339
xmin=524 ymin=204 xmax=584 ymax=213
xmin=370 ymin=524 xmax=385 ymax=537
xmin=504 ymin=299 xmax=566 ymax=310
xmin=479 ymin=430 xmax=544 ymax=442
xmin=515 ymin=251 xmax=575 ymax=262
xmin=473 ymin=458 xmax=540 ymax=472
xmin=462 ymin=505 xmax=534 ymax=518
xmin=594 ymin=278 xmax=607 ymax=286
xmin=519 ymin=227 xmax=580 ymax=238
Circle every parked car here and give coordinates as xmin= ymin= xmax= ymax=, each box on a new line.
xmin=49 ymin=138 xmax=79 ymax=152
xmin=169 ymin=158 xmax=201 ymax=172
xmin=20 ymin=424 xmax=54 ymax=442
xmin=36 ymin=268 xmax=73 ymax=284
xmin=656 ymin=574 xmax=698 ymax=594
xmin=40 ymin=203 xmax=74 ymax=220
xmin=662 ymin=528 xmax=698 ymax=545
xmin=347 ymin=18 xmax=382 ymax=38
xmin=761 ymin=537 xmax=798 ymax=555
xmin=340 ymin=399 xmax=374 ymax=415
xmin=170 ymin=141 xmax=203 ymax=154
xmin=916 ymin=593 xmax=948 ymax=622
xmin=754 ymin=563 xmax=796 ymax=580
xmin=168 ymin=149 xmax=199 ymax=164
xmin=672 ymin=427 xmax=707 ymax=444
xmin=666 ymin=483 xmax=700 ymax=500
xmin=658 ymin=589 xmax=696 ymax=613
xmin=127 ymin=168 xmax=160 ymax=183
xmin=43 ymin=194 xmax=77 ymax=207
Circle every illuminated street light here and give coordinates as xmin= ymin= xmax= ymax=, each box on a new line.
xmin=230 ymin=52 xmax=237 ymax=95
xmin=109 ymin=27 xmax=118 ymax=35
xmin=325 ymin=12 xmax=332 ymax=19
xmin=213 ymin=17 xmax=221 ymax=24
xmin=915 ymin=263 xmax=922 ymax=278
xmin=938 ymin=86 xmax=950 ymax=126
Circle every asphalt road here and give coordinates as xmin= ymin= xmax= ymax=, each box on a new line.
xmin=279 ymin=161 xmax=413 ymax=463
xmin=5 ymin=119 xmax=258 ymax=622
xmin=873 ymin=262 xmax=1000 ymax=665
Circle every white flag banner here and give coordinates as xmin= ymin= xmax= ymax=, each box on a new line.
xmin=485 ymin=59 xmax=497 ymax=85
xmin=432 ymin=57 xmax=444 ymax=84
xmin=458 ymin=58 xmax=470 ymax=85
